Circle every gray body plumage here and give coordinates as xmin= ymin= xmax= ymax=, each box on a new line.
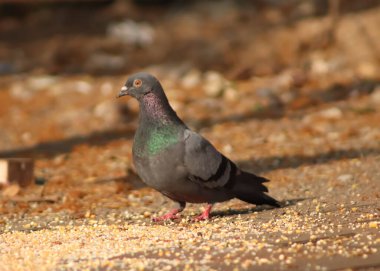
xmin=133 ymin=128 xmax=236 ymax=204
xmin=118 ymin=72 xmax=280 ymax=217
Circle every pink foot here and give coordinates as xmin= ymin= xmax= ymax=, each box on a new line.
xmin=152 ymin=209 xmax=181 ymax=222
xmin=193 ymin=204 xmax=213 ymax=221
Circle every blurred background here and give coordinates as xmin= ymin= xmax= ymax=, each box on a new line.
xmin=0 ymin=0 xmax=379 ymax=217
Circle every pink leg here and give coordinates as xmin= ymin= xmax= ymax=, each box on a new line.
xmin=152 ymin=202 xmax=185 ymax=222
xmin=152 ymin=209 xmax=181 ymax=222
xmin=193 ymin=204 xmax=213 ymax=221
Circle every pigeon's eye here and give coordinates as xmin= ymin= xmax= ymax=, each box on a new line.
xmin=133 ymin=79 xmax=142 ymax=88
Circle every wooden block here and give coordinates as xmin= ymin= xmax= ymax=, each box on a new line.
xmin=0 ymin=158 xmax=34 ymax=187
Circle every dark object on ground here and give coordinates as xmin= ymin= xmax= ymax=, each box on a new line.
xmin=117 ymin=72 xmax=280 ymax=221
xmin=0 ymin=158 xmax=34 ymax=187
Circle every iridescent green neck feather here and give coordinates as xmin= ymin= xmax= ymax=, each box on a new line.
xmin=146 ymin=125 xmax=179 ymax=155
xmin=133 ymin=92 xmax=185 ymax=156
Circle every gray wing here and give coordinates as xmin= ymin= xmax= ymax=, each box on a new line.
xmin=183 ymin=129 xmax=237 ymax=189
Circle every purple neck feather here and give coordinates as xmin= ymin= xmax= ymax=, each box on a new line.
xmin=140 ymin=93 xmax=176 ymax=123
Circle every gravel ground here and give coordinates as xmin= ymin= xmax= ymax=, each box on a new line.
xmin=1 ymin=2 xmax=380 ymax=270
xmin=1 ymin=86 xmax=379 ymax=270
xmin=0 ymin=160 xmax=379 ymax=271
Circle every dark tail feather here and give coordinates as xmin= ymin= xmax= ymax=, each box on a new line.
xmin=232 ymin=171 xmax=280 ymax=208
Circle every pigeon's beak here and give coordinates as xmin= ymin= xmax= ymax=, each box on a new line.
xmin=117 ymin=86 xmax=129 ymax=98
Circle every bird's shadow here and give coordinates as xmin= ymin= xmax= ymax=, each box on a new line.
xmin=211 ymin=198 xmax=308 ymax=218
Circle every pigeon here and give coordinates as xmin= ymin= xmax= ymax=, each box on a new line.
xmin=117 ymin=72 xmax=280 ymax=221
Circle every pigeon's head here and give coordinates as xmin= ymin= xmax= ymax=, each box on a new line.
xmin=117 ymin=72 xmax=162 ymax=100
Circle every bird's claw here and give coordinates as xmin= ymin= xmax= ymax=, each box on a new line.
xmin=192 ymin=204 xmax=212 ymax=222
xmin=152 ymin=214 xmax=180 ymax=222
xmin=192 ymin=213 xmax=210 ymax=222
xmin=152 ymin=210 xmax=181 ymax=222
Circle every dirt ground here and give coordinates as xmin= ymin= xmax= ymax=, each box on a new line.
xmin=0 ymin=1 xmax=380 ymax=270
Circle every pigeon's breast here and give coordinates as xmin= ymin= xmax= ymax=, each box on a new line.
xmin=132 ymin=127 xmax=234 ymax=203
xmin=134 ymin=141 xmax=187 ymax=191
xmin=133 ymin=124 xmax=181 ymax=157
xmin=133 ymin=142 xmax=233 ymax=204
